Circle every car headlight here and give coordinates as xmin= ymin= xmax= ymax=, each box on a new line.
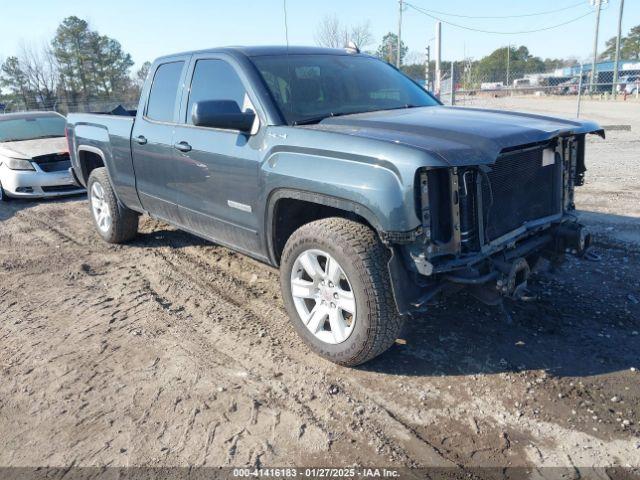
xmin=4 ymin=158 xmax=35 ymax=171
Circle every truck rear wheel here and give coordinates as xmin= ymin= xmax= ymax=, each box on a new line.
xmin=280 ymin=217 xmax=403 ymax=366
xmin=88 ymin=167 xmax=138 ymax=243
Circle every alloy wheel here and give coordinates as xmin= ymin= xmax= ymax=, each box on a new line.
xmin=90 ymin=182 xmax=111 ymax=233
xmin=290 ymin=249 xmax=356 ymax=344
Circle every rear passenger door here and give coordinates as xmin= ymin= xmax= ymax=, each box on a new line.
xmin=172 ymin=55 xmax=264 ymax=255
xmin=132 ymin=57 xmax=188 ymax=223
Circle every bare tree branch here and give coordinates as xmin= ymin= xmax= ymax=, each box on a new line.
xmin=18 ymin=41 xmax=58 ymax=108
xmin=350 ymin=21 xmax=373 ymax=49
xmin=315 ymin=14 xmax=346 ymax=48
xmin=315 ymin=15 xmax=374 ymax=50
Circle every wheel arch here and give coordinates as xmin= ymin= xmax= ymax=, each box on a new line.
xmin=266 ymin=189 xmax=384 ymax=266
xmin=76 ymin=145 xmax=107 ymax=186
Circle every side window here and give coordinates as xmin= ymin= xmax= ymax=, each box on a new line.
xmin=146 ymin=61 xmax=184 ymax=122
xmin=186 ymin=59 xmax=249 ymax=125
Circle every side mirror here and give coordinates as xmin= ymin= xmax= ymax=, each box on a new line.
xmin=191 ymin=100 xmax=256 ymax=133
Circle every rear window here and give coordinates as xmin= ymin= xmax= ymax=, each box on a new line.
xmin=0 ymin=115 xmax=65 ymax=142
xmin=146 ymin=61 xmax=184 ymax=122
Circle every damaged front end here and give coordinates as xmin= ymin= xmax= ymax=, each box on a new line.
xmin=391 ymin=133 xmax=597 ymax=314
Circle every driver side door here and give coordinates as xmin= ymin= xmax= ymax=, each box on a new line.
xmin=172 ymin=55 xmax=264 ymax=256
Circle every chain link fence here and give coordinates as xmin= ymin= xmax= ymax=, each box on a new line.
xmin=3 ymin=65 xmax=639 ymax=119
xmin=437 ymin=63 xmax=640 ymax=117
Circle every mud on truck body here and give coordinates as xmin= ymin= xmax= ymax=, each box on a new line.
xmin=65 ymin=46 xmax=604 ymax=366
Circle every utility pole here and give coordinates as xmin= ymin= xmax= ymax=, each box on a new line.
xmin=397 ymin=0 xmax=403 ymax=68
xmin=590 ymin=0 xmax=604 ymax=93
xmin=425 ymin=45 xmax=431 ymax=90
xmin=435 ymin=22 xmax=442 ymax=96
xmin=577 ymin=63 xmax=585 ymax=117
xmin=506 ymin=44 xmax=511 ymax=88
xmin=450 ymin=61 xmax=455 ymax=106
xmin=612 ymin=0 xmax=625 ymax=96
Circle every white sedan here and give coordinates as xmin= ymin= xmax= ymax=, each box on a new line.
xmin=0 ymin=111 xmax=85 ymax=200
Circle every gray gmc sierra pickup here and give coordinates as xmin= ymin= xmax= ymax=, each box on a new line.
xmin=66 ymin=46 xmax=603 ymax=366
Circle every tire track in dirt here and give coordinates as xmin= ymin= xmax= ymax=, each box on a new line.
xmin=1 ymin=197 xmax=639 ymax=469
xmin=120 ymin=237 xmax=468 ymax=467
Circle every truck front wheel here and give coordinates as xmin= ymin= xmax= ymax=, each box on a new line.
xmin=280 ymin=217 xmax=403 ymax=366
xmin=87 ymin=167 xmax=138 ymax=244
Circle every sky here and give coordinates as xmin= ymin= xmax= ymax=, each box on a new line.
xmin=0 ymin=0 xmax=637 ymax=70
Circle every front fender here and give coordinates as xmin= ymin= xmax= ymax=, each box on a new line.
xmin=261 ymin=148 xmax=420 ymax=233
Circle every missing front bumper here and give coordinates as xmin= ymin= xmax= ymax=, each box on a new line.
xmin=388 ymin=222 xmax=592 ymax=314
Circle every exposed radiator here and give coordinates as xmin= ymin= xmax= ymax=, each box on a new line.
xmin=480 ymin=145 xmax=562 ymax=242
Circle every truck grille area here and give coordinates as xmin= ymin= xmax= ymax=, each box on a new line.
xmin=480 ymin=146 xmax=562 ymax=242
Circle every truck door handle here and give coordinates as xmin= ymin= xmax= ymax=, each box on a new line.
xmin=173 ymin=141 xmax=192 ymax=152
xmin=135 ymin=135 xmax=147 ymax=145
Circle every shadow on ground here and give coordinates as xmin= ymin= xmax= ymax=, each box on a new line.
xmin=364 ymin=249 xmax=639 ymax=378
xmin=4 ymin=196 xmax=638 ymax=382
xmin=130 ymin=228 xmax=210 ymax=249
xmin=124 ymin=211 xmax=640 ymax=381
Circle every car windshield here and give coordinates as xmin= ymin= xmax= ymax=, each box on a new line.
xmin=0 ymin=115 xmax=66 ymax=142
xmin=251 ymin=54 xmax=439 ymax=125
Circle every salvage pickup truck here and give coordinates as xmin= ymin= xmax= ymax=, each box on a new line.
xmin=66 ymin=46 xmax=603 ymax=366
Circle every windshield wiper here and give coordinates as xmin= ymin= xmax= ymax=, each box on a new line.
xmin=385 ymin=104 xmax=423 ymax=111
xmin=292 ymin=111 xmax=354 ymax=126
xmin=292 ymin=104 xmax=425 ymax=126
xmin=292 ymin=105 xmax=425 ymax=125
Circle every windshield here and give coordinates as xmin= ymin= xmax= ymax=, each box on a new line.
xmin=251 ymin=54 xmax=439 ymax=125
xmin=0 ymin=115 xmax=66 ymax=142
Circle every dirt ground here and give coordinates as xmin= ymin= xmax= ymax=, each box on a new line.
xmin=1 ymin=101 xmax=639 ymax=474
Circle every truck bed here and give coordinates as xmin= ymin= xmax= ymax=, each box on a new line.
xmin=66 ymin=113 xmax=139 ymax=208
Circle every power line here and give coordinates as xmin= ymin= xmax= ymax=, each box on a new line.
xmin=405 ymin=3 xmax=595 ymax=35
xmin=404 ymin=1 xmax=587 ymax=19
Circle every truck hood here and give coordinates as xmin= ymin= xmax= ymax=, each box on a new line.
xmin=308 ymin=106 xmax=604 ymax=166
xmin=0 ymin=137 xmax=68 ymax=160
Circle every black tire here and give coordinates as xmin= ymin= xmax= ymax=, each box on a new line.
xmin=280 ymin=217 xmax=403 ymax=366
xmin=87 ymin=167 xmax=138 ymax=243
xmin=0 ymin=181 xmax=10 ymax=202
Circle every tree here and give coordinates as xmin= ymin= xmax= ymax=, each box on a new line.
xmin=314 ymin=15 xmax=373 ymax=49
xmin=1 ymin=56 xmax=30 ymax=108
xmin=90 ymin=35 xmax=133 ymax=97
xmin=543 ymin=57 xmax=577 ymax=71
xmin=599 ymin=25 xmax=640 ymax=61
xmin=315 ymin=15 xmax=343 ymax=48
xmin=136 ymin=61 xmax=152 ymax=86
xmin=51 ymin=16 xmax=133 ymax=108
xmin=18 ymin=42 xmax=58 ymax=108
xmin=376 ymin=33 xmax=407 ymax=65
xmin=599 ymin=36 xmax=619 ymax=61
xmin=474 ymin=45 xmax=545 ymax=84
xmin=349 ymin=21 xmax=373 ymax=49
xmin=0 ymin=43 xmax=58 ymax=110
xmin=0 ymin=16 xmax=138 ymax=113
xmin=401 ymin=63 xmax=424 ymax=81
xmin=623 ymin=25 xmax=640 ymax=60
xmin=51 ymin=16 xmax=94 ymax=104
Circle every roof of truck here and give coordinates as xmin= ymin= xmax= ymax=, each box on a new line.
xmin=155 ymin=45 xmax=365 ymax=61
